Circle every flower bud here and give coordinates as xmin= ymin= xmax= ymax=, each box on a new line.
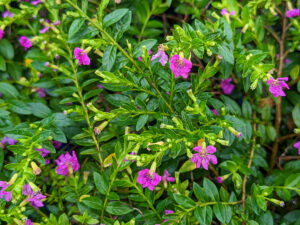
xmin=187 ymin=89 xmax=197 ymax=103
xmin=216 ymin=139 xmax=229 ymax=146
xmin=94 ymin=121 xmax=109 ymax=135
xmin=87 ymin=102 xmax=99 ymax=112
xmin=79 ymin=195 xmax=90 ymax=202
xmin=228 ymin=127 xmax=242 ymax=138
xmin=31 ymin=161 xmax=41 ymax=175
xmin=83 ymin=171 xmax=90 ymax=184
xmin=9 ymin=173 xmax=18 ymax=184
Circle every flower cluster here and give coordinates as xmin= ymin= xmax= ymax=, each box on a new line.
xmin=19 ymin=36 xmax=32 ymax=51
xmin=55 ymin=151 xmax=80 ymax=176
xmin=137 ymin=169 xmax=175 ymax=191
xmin=23 ymin=184 xmax=46 ymax=208
xmin=286 ymin=9 xmax=300 ymax=18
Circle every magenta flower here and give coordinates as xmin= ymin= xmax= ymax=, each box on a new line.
xmin=2 ymin=11 xmax=14 ymax=18
xmin=216 ymin=176 xmax=222 ymax=183
xmin=0 ymin=181 xmax=12 ymax=202
xmin=221 ymin=8 xmax=228 ymax=15
xmin=37 ymin=88 xmax=46 ymax=98
xmin=170 ymin=54 xmax=192 ymax=79
xmin=284 ymin=58 xmax=291 ymax=64
xmin=53 ymin=20 xmax=61 ymax=26
xmin=35 ymin=148 xmax=50 ymax=157
xmin=211 ymin=109 xmax=219 ymax=116
xmin=31 ymin=0 xmax=42 ymax=5
xmin=52 ymin=140 xmax=62 ymax=149
xmin=0 ymin=29 xmax=4 ymax=40
xmin=276 ymin=53 xmax=280 ymax=59
xmin=23 ymin=184 xmax=46 ymax=208
xmin=165 ymin=210 xmax=174 ymax=215
xmin=25 ymin=219 xmax=33 ymax=225
xmin=161 ymin=170 xmax=175 ymax=183
xmin=137 ymin=169 xmax=161 ymax=191
xmin=294 ymin=141 xmax=300 ymax=155
xmin=221 ymin=78 xmax=235 ymax=95
xmin=74 ymin=47 xmax=90 ymax=66
xmin=191 ymin=145 xmax=218 ymax=170
xmin=55 ymin=151 xmax=80 ymax=176
xmin=286 ymin=9 xmax=300 ymax=18
xmin=151 ymin=45 xmax=169 ymax=66
xmin=266 ymin=77 xmax=289 ymax=98
xmin=1 ymin=136 xmax=17 ymax=145
xmin=97 ymin=84 xmax=104 ymax=89
xmin=19 ymin=36 xmax=32 ymax=51
xmin=138 ymin=50 xmax=152 ymax=62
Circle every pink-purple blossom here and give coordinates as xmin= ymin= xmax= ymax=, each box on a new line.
xmin=165 ymin=210 xmax=174 ymax=215
xmin=294 ymin=141 xmax=300 ymax=155
xmin=161 ymin=170 xmax=175 ymax=183
xmin=286 ymin=9 xmax=300 ymax=18
xmin=191 ymin=145 xmax=218 ymax=170
xmin=137 ymin=169 xmax=161 ymax=191
xmin=170 ymin=54 xmax=192 ymax=79
xmin=216 ymin=176 xmax=222 ymax=183
xmin=221 ymin=8 xmax=228 ymax=15
xmin=266 ymin=77 xmax=289 ymax=98
xmin=25 ymin=219 xmax=33 ymax=225
xmin=35 ymin=148 xmax=50 ymax=164
xmin=138 ymin=50 xmax=152 ymax=62
xmin=31 ymin=0 xmax=42 ymax=5
xmin=23 ymin=184 xmax=46 ymax=208
xmin=221 ymin=78 xmax=235 ymax=95
xmin=151 ymin=45 xmax=168 ymax=66
xmin=211 ymin=109 xmax=219 ymax=116
xmin=55 ymin=151 xmax=80 ymax=176
xmin=1 ymin=136 xmax=17 ymax=145
xmin=19 ymin=36 xmax=32 ymax=51
xmin=74 ymin=47 xmax=90 ymax=66
xmin=37 ymin=88 xmax=46 ymax=98
xmin=0 ymin=29 xmax=4 ymax=40
xmin=2 ymin=11 xmax=14 ymax=18
xmin=0 ymin=181 xmax=12 ymax=202
xmin=229 ymin=10 xmax=236 ymax=16
xmin=284 ymin=58 xmax=291 ymax=64
xmin=52 ymin=140 xmax=62 ymax=150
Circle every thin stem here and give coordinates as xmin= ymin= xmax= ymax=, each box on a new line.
xmin=242 ymin=110 xmax=257 ymax=207
xmin=269 ymin=3 xmax=288 ymax=173
xmin=139 ymin=13 xmax=151 ymax=42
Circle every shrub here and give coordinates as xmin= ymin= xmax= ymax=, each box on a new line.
xmin=0 ymin=0 xmax=300 ymax=224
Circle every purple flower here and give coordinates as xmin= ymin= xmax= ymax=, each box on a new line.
xmin=0 ymin=29 xmax=4 ymax=40
xmin=19 ymin=36 xmax=32 ymax=51
xmin=191 ymin=145 xmax=218 ymax=170
xmin=97 ymin=84 xmax=104 ymax=89
xmin=165 ymin=210 xmax=174 ymax=215
xmin=216 ymin=176 xmax=222 ymax=183
xmin=1 ymin=136 xmax=17 ymax=145
xmin=37 ymin=88 xmax=46 ymax=98
xmin=53 ymin=20 xmax=61 ymax=26
xmin=137 ymin=169 xmax=161 ymax=191
xmin=0 ymin=181 xmax=12 ymax=202
xmin=284 ymin=58 xmax=291 ymax=64
xmin=2 ymin=11 xmax=14 ymax=18
xmin=35 ymin=148 xmax=50 ymax=157
xmin=211 ymin=109 xmax=219 ymax=116
xmin=286 ymin=9 xmax=300 ymax=18
xmin=55 ymin=151 xmax=80 ymax=176
xmin=276 ymin=53 xmax=280 ymax=59
xmin=31 ymin=0 xmax=42 ymax=5
xmin=52 ymin=140 xmax=62 ymax=149
xmin=221 ymin=8 xmax=228 ymax=15
xmin=170 ymin=54 xmax=192 ymax=79
xmin=151 ymin=45 xmax=168 ymax=66
xmin=23 ymin=184 xmax=46 ymax=208
xmin=266 ymin=77 xmax=289 ymax=98
xmin=40 ymin=26 xmax=50 ymax=34
xmin=294 ymin=141 xmax=300 ymax=155
xmin=74 ymin=47 xmax=90 ymax=66
xmin=138 ymin=50 xmax=152 ymax=62
xmin=221 ymin=78 xmax=235 ymax=95
xmin=161 ymin=170 xmax=175 ymax=183
xmin=25 ymin=219 xmax=33 ymax=225
xmin=229 ymin=10 xmax=236 ymax=16
xmin=55 ymin=55 xmax=60 ymax=59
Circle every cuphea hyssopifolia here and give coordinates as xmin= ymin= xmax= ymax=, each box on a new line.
xmin=1 ymin=0 xmax=300 ymax=224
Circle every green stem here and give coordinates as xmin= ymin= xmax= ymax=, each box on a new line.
xmin=138 ymin=13 xmax=151 ymax=42
xmin=67 ymin=46 xmax=104 ymax=169
xmin=169 ymin=71 xmax=175 ymax=107
xmin=66 ymin=0 xmax=174 ymax=114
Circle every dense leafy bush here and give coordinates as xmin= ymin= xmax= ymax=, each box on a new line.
xmin=0 ymin=0 xmax=300 ymax=224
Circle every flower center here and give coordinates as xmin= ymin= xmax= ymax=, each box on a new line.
xmin=176 ymin=59 xmax=185 ymax=67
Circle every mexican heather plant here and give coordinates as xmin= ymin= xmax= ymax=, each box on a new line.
xmin=0 ymin=0 xmax=300 ymax=224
